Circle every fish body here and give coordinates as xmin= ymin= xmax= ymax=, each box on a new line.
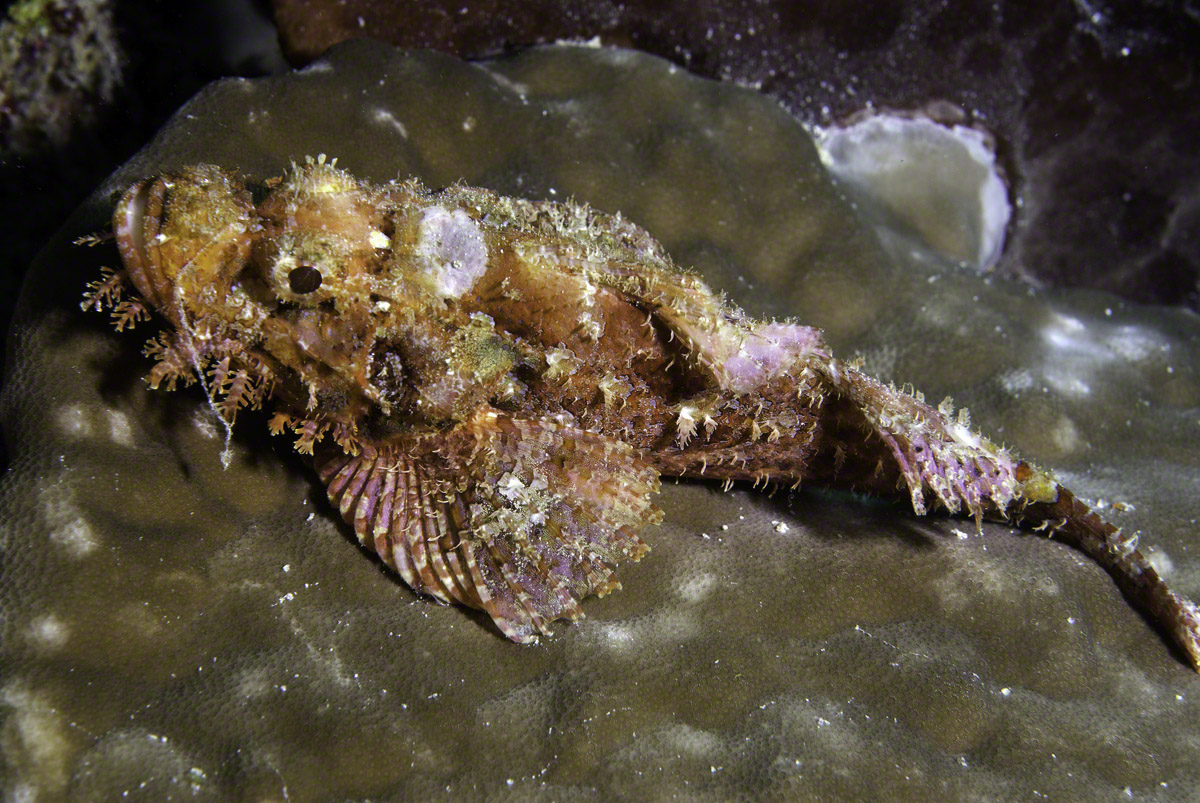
xmin=82 ymin=157 xmax=1200 ymax=668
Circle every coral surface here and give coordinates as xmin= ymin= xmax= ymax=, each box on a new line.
xmin=3 ymin=41 xmax=1200 ymax=799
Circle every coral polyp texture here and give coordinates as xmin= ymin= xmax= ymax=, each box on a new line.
xmin=82 ymin=156 xmax=1200 ymax=668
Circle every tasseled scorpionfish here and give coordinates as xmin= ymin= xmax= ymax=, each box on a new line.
xmin=81 ymin=156 xmax=1200 ymax=670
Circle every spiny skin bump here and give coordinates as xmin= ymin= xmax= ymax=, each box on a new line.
xmin=82 ymin=157 xmax=1200 ymax=668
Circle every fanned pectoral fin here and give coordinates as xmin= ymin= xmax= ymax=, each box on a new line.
xmin=315 ymin=411 xmax=662 ymax=643
xmin=460 ymin=410 xmax=662 ymax=641
xmin=317 ymin=447 xmax=481 ymax=608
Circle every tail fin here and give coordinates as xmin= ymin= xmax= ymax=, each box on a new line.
xmin=813 ymin=359 xmax=1200 ymax=671
xmin=1011 ymin=464 xmax=1200 ymax=671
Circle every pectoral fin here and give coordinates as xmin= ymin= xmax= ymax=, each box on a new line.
xmin=315 ymin=409 xmax=662 ymax=642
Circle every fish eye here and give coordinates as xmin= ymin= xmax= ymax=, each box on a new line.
xmin=288 ymin=264 xmax=323 ymax=294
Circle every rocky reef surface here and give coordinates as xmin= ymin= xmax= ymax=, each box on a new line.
xmin=3 ymin=40 xmax=1199 ymax=799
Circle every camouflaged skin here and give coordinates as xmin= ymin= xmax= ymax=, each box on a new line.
xmin=84 ymin=156 xmax=1199 ymax=667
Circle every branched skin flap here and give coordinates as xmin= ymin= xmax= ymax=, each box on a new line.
xmin=81 ymin=157 xmax=1200 ymax=668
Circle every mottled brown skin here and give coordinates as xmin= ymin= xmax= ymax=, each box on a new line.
xmin=82 ymin=158 xmax=1200 ymax=668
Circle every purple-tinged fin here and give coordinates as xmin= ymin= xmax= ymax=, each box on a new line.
xmin=813 ymin=359 xmax=1021 ymax=521
xmin=315 ymin=409 xmax=662 ymax=643
xmin=812 ymin=359 xmax=1200 ymax=671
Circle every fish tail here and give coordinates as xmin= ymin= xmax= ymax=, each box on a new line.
xmin=1010 ymin=462 xmax=1200 ymax=672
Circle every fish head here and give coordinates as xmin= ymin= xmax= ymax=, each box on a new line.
xmin=113 ymin=164 xmax=257 ymax=329
xmin=250 ymin=158 xmax=391 ymax=311
xmin=243 ymin=160 xmax=405 ymax=413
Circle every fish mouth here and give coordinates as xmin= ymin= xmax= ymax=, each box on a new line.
xmin=114 ymin=176 xmax=164 ymax=309
xmin=112 ymin=166 xmax=259 ymax=322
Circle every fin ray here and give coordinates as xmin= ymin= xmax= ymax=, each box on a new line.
xmin=314 ymin=409 xmax=661 ymax=642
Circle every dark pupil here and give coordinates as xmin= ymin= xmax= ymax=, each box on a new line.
xmin=288 ymin=264 xmax=323 ymax=294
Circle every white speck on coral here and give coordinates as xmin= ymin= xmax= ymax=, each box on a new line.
xmin=481 ymin=68 xmax=529 ymax=101
xmin=554 ymin=35 xmax=604 ymax=48
xmin=601 ymin=623 xmax=635 ymax=647
xmin=1050 ymin=416 xmax=1081 ymax=452
xmin=1108 ymin=324 xmax=1166 ymax=362
xmin=999 ymin=368 xmax=1034 ymax=394
xmin=55 ymin=404 xmax=89 ymax=438
xmin=1 ymin=681 xmax=74 ymax=795
xmin=106 ymin=409 xmax=133 ymax=446
xmin=371 ymin=108 xmax=408 ymax=138
xmin=192 ymin=408 xmax=221 ymax=440
xmin=28 ymin=614 xmax=69 ymax=650
xmin=678 ymin=573 xmax=716 ymax=602
xmin=41 ymin=485 xmax=99 ymax=558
